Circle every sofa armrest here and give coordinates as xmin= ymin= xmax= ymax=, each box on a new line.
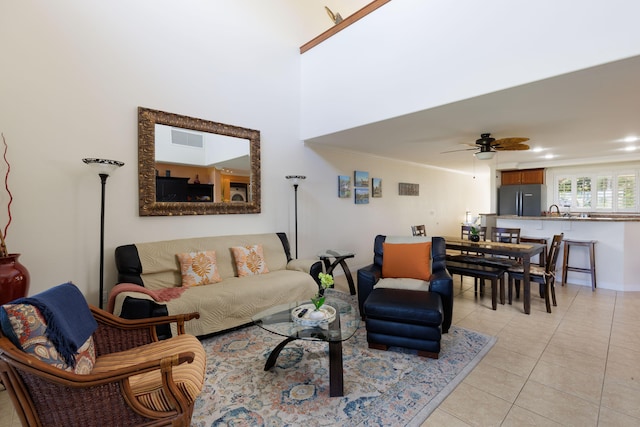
xmin=357 ymin=263 xmax=382 ymax=317
xmin=286 ymin=259 xmax=324 ymax=287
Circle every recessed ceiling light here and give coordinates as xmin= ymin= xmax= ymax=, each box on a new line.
xmin=623 ymin=136 xmax=639 ymax=143
xmin=544 ymin=154 xmax=554 ymax=159
xmin=532 ymin=147 xmax=544 ymax=153
xmin=624 ymin=146 xmax=637 ymax=152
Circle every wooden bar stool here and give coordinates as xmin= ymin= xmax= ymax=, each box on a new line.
xmin=561 ymin=239 xmax=597 ymax=291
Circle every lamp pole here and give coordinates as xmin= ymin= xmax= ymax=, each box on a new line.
xmin=98 ymin=173 xmax=108 ymax=310
xmin=83 ymin=158 xmax=124 ymax=308
xmin=285 ymin=175 xmax=306 ymax=259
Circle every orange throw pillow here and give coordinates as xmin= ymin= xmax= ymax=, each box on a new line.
xmin=231 ymin=244 xmax=270 ymax=277
xmin=176 ymin=250 xmax=222 ymax=287
xmin=382 ymin=242 xmax=431 ymax=281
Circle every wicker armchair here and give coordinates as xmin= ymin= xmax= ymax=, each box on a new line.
xmin=0 ymin=305 xmax=203 ymax=427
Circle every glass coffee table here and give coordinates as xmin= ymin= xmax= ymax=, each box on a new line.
xmin=251 ymin=292 xmax=360 ymax=397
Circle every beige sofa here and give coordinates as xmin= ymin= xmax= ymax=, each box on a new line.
xmin=111 ymin=232 xmax=321 ymax=337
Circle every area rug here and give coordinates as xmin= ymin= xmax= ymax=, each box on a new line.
xmin=191 ymin=315 xmax=495 ymax=426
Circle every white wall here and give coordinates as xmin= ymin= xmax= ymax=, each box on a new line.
xmin=0 ymin=1 xmax=489 ymax=304
xmin=301 ymin=0 xmax=640 ymax=139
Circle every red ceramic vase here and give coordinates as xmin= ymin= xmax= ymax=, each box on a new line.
xmin=0 ymin=254 xmax=30 ymax=305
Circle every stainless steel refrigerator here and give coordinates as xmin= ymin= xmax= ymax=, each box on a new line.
xmin=498 ymin=184 xmax=546 ymax=216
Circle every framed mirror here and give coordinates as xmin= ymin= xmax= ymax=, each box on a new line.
xmin=138 ymin=107 xmax=261 ymax=216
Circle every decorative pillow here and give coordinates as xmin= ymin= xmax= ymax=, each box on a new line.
xmin=231 ymin=244 xmax=269 ymax=277
xmin=0 ymin=303 xmax=96 ymax=374
xmin=382 ymin=242 xmax=432 ymax=281
xmin=176 ymin=250 xmax=222 ymax=287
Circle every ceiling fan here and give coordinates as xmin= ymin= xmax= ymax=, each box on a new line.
xmin=442 ymin=133 xmax=530 ymax=160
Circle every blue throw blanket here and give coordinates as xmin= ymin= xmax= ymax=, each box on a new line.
xmin=14 ymin=282 xmax=97 ymax=366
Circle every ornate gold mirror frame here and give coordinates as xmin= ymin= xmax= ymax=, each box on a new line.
xmin=138 ymin=107 xmax=261 ymax=216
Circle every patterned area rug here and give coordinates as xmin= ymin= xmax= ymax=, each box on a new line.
xmin=192 ymin=309 xmax=494 ymax=426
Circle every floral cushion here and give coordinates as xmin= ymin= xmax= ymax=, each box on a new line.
xmin=176 ymin=250 xmax=222 ymax=287
xmin=231 ymin=244 xmax=269 ymax=277
xmin=0 ymin=303 xmax=96 ymax=374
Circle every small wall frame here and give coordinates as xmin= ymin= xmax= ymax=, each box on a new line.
xmin=399 ymin=182 xmax=419 ymax=196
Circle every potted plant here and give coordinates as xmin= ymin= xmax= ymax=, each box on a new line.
xmin=308 ymin=272 xmax=334 ymax=319
xmin=0 ymin=133 xmax=30 ymax=305
xmin=469 ymin=226 xmax=480 ymax=242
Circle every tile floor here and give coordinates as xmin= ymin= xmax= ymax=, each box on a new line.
xmin=1 ymin=276 xmax=639 ymax=426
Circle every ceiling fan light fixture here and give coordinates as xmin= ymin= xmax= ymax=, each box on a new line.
xmin=475 ymin=150 xmax=495 ymax=160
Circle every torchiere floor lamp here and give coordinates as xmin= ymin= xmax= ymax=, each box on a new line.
xmin=285 ymin=175 xmax=306 ymax=259
xmin=83 ymin=158 xmax=124 ymax=309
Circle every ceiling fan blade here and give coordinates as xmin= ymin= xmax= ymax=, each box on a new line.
xmin=493 ymin=137 xmax=529 ymax=146
xmin=441 ymin=147 xmax=477 ymax=154
xmin=495 ymin=143 xmax=530 ymax=151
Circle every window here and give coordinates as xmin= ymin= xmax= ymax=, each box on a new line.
xmin=554 ymin=169 xmax=639 ymax=212
xmin=595 ymin=176 xmax=613 ymax=209
xmin=617 ymin=174 xmax=636 ymax=210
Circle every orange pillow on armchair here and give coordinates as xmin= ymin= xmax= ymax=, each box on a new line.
xmin=381 ymin=242 xmax=431 ymax=281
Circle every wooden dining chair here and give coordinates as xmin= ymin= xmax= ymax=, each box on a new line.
xmin=411 ymin=225 xmax=426 ymax=236
xmin=446 ymin=225 xmax=490 ymax=294
xmin=507 ymin=233 xmax=564 ymax=313
xmin=491 ymin=227 xmax=521 ymax=244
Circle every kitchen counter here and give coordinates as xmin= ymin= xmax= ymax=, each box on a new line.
xmin=496 ymin=216 xmax=640 ymax=292
xmin=498 ymin=215 xmax=640 ymax=222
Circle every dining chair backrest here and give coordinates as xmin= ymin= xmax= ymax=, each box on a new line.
xmin=461 ymin=225 xmax=487 ymax=241
xmin=411 ymin=225 xmax=426 ymax=236
xmin=545 ymin=234 xmax=564 ymax=275
xmin=491 ymin=227 xmax=521 ymax=244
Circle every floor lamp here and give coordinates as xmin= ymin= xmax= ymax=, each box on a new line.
xmin=83 ymin=158 xmax=124 ymax=309
xmin=285 ymin=175 xmax=306 ymax=259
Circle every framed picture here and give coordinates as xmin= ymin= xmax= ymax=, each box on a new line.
xmin=338 ymin=175 xmax=351 ymax=198
xmin=372 ymin=178 xmax=382 ymax=197
xmin=354 ymin=187 xmax=369 ymax=204
xmin=399 ymin=182 xmax=419 ymax=196
xmin=354 ymin=170 xmax=369 ymax=188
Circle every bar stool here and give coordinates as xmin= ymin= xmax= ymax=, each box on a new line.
xmin=561 ymin=239 xmax=597 ymax=291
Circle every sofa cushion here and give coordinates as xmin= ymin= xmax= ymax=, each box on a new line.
xmin=176 ymin=250 xmax=222 ymax=287
xmin=0 ymin=303 xmax=96 ymax=374
xmin=231 ymin=244 xmax=270 ymax=277
xmin=382 ymin=242 xmax=431 ymax=280
xmin=92 ymin=334 xmax=205 ymax=412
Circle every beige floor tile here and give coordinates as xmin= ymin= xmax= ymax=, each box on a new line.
xmin=514 ymin=381 xmax=599 ymax=426
xmin=606 ymin=344 xmax=640 ymax=370
xmin=540 ymin=341 xmax=607 ymax=377
xmin=0 ymin=390 xmax=17 ymax=427
xmin=494 ymin=329 xmax=549 ymax=359
xmin=601 ymin=378 xmax=640 ymax=419
xmin=597 ymin=407 xmax=640 ymax=427
xmin=609 ymin=323 xmax=640 ymax=352
xmin=546 ymin=330 xmax=609 ymax=359
xmin=480 ymin=345 xmax=538 ymax=378
xmin=501 ymin=405 xmax=564 ymax=427
xmin=421 ymin=408 xmax=472 ymax=426
xmin=463 ymin=361 xmax=527 ymax=403
xmin=439 ymin=383 xmax=512 ymax=426
xmin=529 ymin=359 xmax=603 ymax=403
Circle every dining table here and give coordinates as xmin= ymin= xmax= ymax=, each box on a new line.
xmin=443 ymin=236 xmax=547 ymax=314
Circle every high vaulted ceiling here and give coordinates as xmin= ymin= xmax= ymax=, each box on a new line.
xmin=305 ymin=55 xmax=640 ymax=175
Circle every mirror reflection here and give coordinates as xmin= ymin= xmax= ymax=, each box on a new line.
xmin=138 ymin=107 xmax=261 ymax=216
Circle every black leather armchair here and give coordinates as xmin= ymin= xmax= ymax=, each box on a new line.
xmin=357 ymin=235 xmax=454 ymax=333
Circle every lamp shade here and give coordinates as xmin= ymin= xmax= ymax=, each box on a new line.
xmin=474 ymin=151 xmax=495 ymax=160
xmin=82 ymin=158 xmax=125 ymax=175
xmin=285 ymin=175 xmax=306 ymax=185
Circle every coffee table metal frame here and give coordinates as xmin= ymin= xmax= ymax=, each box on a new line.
xmin=252 ymin=294 xmax=360 ymax=397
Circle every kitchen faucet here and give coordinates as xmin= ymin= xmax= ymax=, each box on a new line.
xmin=549 ymin=204 xmax=560 ymax=215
